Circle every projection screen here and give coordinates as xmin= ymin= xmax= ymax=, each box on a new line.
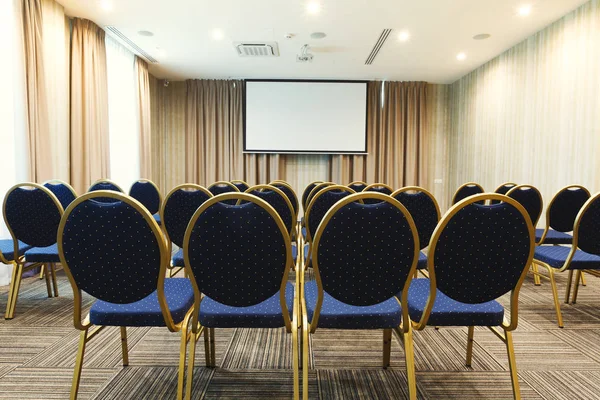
xmin=244 ymin=80 xmax=368 ymax=154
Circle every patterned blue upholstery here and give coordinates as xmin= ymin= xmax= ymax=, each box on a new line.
xmin=575 ymin=195 xmax=600 ymax=255
xmin=393 ymin=191 xmax=438 ymax=249
xmin=535 ymin=229 xmax=572 ymax=244
xmin=490 ymin=184 xmax=516 ymax=205
xmin=549 ymin=188 xmax=589 ymax=232
xmin=153 ymin=213 xmax=161 ymax=225
xmin=307 ymin=190 xmax=352 ymax=241
xmin=88 ymin=181 xmax=123 ymax=203
xmin=163 ymin=189 xmax=212 ymax=248
xmin=0 ymin=240 xmax=31 ymax=262
xmin=4 ymin=186 xmax=62 ymax=247
xmin=246 ymin=189 xmax=293 ymax=235
xmin=208 ymin=184 xmax=238 ymax=205
xmin=534 ymin=245 xmax=600 ymax=270
xmin=453 ymin=185 xmax=484 ymax=205
xmin=407 ymin=279 xmax=504 ymax=326
xmin=186 ymin=199 xmax=288 ymax=307
xmin=25 ymin=244 xmax=60 ymax=263
xmin=231 ymin=181 xmax=249 ymax=192
xmin=508 ymin=187 xmax=542 ymax=226
xmin=172 ymin=248 xmax=184 ymax=266
xmin=363 ymin=186 xmax=392 ymax=204
xmin=43 ymin=182 xmax=76 ymax=210
xmin=302 ymin=183 xmax=319 ymax=211
xmin=61 ymin=197 xmax=162 ymax=304
xmin=272 ymin=183 xmax=299 ymax=215
xmin=348 ymin=183 xmax=367 ymax=192
xmin=315 ymin=199 xmax=416 ymax=306
xmin=129 ymin=181 xmax=161 ymax=215
xmin=199 ymin=282 xmax=294 ymax=328
xmin=304 ymin=281 xmax=401 ymax=329
xmin=89 ymin=278 xmax=194 ymax=326
xmin=433 ymin=202 xmax=531 ymax=304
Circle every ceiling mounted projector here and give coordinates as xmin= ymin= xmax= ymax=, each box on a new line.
xmin=297 ymin=44 xmax=314 ymax=63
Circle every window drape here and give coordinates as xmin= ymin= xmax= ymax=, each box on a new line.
xmin=135 ymin=57 xmax=152 ymax=179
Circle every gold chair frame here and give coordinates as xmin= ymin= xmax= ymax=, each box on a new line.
xmin=451 ymin=182 xmax=484 ymax=205
xmin=88 ymin=178 xmax=124 ymax=193
xmin=129 ymin=179 xmax=163 ymax=213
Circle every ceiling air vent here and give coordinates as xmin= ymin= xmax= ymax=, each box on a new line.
xmin=104 ymin=26 xmax=159 ymax=63
xmin=365 ymin=29 xmax=392 ymax=65
xmin=234 ymin=42 xmax=280 ymax=57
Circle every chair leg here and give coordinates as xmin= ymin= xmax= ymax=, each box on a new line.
xmin=302 ymin=320 xmax=309 ymax=400
xmin=70 ymin=329 xmax=88 ymax=400
xmin=531 ymin=263 xmax=541 ymax=286
xmin=399 ymin=328 xmax=417 ymax=400
xmin=505 ymin=330 xmax=521 ymax=400
xmin=572 ymin=270 xmax=582 ymax=305
xmin=185 ymin=330 xmax=198 ymax=400
xmin=43 ymin=263 xmax=53 ymax=298
xmin=5 ymin=262 xmax=24 ymax=320
xmin=466 ymin=326 xmax=474 ymax=367
xmin=39 ymin=264 xmax=45 ymax=280
xmin=209 ymin=328 xmax=216 ymax=367
xmin=292 ymin=312 xmax=300 ymax=400
xmin=203 ymin=326 xmax=211 ymax=366
xmin=565 ymin=270 xmax=574 ymax=304
xmin=177 ymin=315 xmax=191 ymax=400
xmin=547 ymin=267 xmax=564 ymax=328
xmin=383 ymin=329 xmax=392 ymax=369
xmin=50 ymin=263 xmax=59 ymax=297
xmin=120 ymin=327 xmax=129 ymax=366
xmin=581 ymin=272 xmax=587 ymax=286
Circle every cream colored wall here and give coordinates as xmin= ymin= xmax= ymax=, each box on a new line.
xmin=447 ymin=0 xmax=600 ymax=226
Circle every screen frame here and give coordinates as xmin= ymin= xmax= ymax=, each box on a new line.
xmin=243 ymin=79 xmax=369 ymax=154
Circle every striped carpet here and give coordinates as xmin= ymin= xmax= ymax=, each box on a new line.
xmin=1 ymin=269 xmax=600 ymax=399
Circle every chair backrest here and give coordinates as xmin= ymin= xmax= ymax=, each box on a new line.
xmin=3 ymin=183 xmax=64 ymax=249
xmin=244 ymin=185 xmax=295 ymax=235
xmin=506 ymin=185 xmax=543 ymax=227
xmin=305 ymin=185 xmax=356 ymax=243
xmin=546 ymin=185 xmax=590 ymax=233
xmin=58 ymin=191 xmax=177 ymax=329
xmin=88 ymin=179 xmax=124 ymax=203
xmin=490 ymin=182 xmax=517 ymax=205
xmin=305 ymin=182 xmax=334 ymax=211
xmin=452 ymin=182 xmax=484 ymax=205
xmin=363 ymin=183 xmax=393 ymax=204
xmin=43 ymin=180 xmax=77 ymax=210
xmin=348 ymin=181 xmax=367 ymax=192
xmin=270 ymin=181 xmax=299 ymax=216
xmin=312 ymin=192 xmax=418 ymax=309
xmin=208 ymin=181 xmax=240 ymax=205
xmin=392 ymin=187 xmax=441 ymax=250
xmin=162 ymin=184 xmax=213 ymax=248
xmin=129 ymin=179 xmax=162 ymax=215
xmin=573 ymin=192 xmax=600 ymax=256
xmin=184 ymin=193 xmax=291 ymax=318
xmin=301 ymin=181 xmax=323 ymax=212
xmin=429 ymin=194 xmax=534 ymax=306
xmin=231 ymin=180 xmax=250 ymax=192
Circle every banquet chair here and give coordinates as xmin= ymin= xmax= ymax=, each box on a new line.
xmin=301 ymin=192 xmax=419 ymax=400
xmin=88 ymin=179 xmax=124 ymax=203
xmin=230 ymin=179 xmax=250 ymax=192
xmin=3 ymin=183 xmax=64 ymax=318
xmin=452 ymin=182 xmax=484 ymax=205
xmin=183 ymin=193 xmax=297 ymax=400
xmin=407 ymin=193 xmax=534 ymax=399
xmin=161 ymin=184 xmax=213 ymax=277
xmin=207 ymin=181 xmax=240 ymax=205
xmin=392 ymin=187 xmax=441 ymax=272
xmin=489 ymin=182 xmax=517 ymax=204
xmin=43 ymin=180 xmax=77 ymax=210
xmin=533 ymin=192 xmax=600 ymax=326
xmin=348 ymin=181 xmax=367 ymax=192
xmin=270 ymin=181 xmax=300 ymax=219
xmin=58 ymin=191 xmax=195 ymax=400
xmin=301 ymin=181 xmax=323 ymax=213
xmin=129 ymin=179 xmax=162 ymax=224
xmin=301 ymin=181 xmax=332 ymax=241
xmin=363 ymin=183 xmax=393 ymax=204
xmin=535 ymin=185 xmax=590 ymax=245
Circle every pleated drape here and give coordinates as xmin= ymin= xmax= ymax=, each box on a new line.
xmin=135 ymin=57 xmax=152 ymax=179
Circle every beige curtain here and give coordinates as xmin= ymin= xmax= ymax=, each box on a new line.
xmin=70 ymin=18 xmax=109 ymax=194
xmin=135 ymin=56 xmax=152 ymax=179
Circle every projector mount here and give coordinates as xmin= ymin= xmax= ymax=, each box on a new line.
xmin=296 ymin=44 xmax=314 ymax=63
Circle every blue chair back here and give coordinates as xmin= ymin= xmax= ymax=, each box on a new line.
xmin=306 ymin=186 xmax=355 ymax=243
xmin=162 ymin=185 xmax=213 ymax=248
xmin=184 ymin=193 xmax=291 ymax=307
xmin=490 ymin=182 xmax=517 ymax=204
xmin=452 ymin=182 xmax=485 ymax=205
xmin=547 ymin=185 xmax=590 ymax=233
xmin=43 ymin=180 xmax=77 ymax=210
xmin=305 ymin=182 xmax=334 ymax=211
xmin=348 ymin=181 xmax=367 ymax=192
xmin=58 ymin=191 xmax=166 ymax=304
xmin=302 ymin=181 xmax=323 ymax=211
xmin=506 ymin=185 xmax=543 ymax=227
xmin=3 ymin=183 xmax=63 ymax=248
xmin=88 ymin=180 xmax=124 ymax=203
xmin=430 ymin=194 xmax=534 ymax=304
xmin=363 ymin=183 xmax=393 ymax=204
xmin=392 ymin=187 xmax=440 ymax=250
xmin=208 ymin=181 xmax=240 ymax=205
xmin=271 ymin=182 xmax=299 ymax=216
xmin=313 ymin=192 xmax=418 ymax=306
xmin=244 ymin=185 xmax=295 ymax=235
xmin=129 ymin=180 xmax=162 ymax=215
xmin=231 ymin=180 xmax=250 ymax=192
xmin=573 ymin=193 xmax=600 ymax=256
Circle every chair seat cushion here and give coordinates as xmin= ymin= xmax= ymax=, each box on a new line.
xmin=535 ymin=229 xmax=572 ymax=244
xmin=199 ymin=282 xmax=294 ymax=328
xmin=0 ymin=239 xmax=31 ymax=262
xmin=153 ymin=213 xmax=161 ymax=225
xmin=292 ymin=244 xmax=309 ymax=263
xmin=417 ymin=251 xmax=427 ymax=270
xmin=24 ymin=244 xmax=60 ymax=263
xmin=90 ymin=278 xmax=194 ymax=326
xmin=534 ymin=245 xmax=600 ymax=270
xmin=304 ymin=281 xmax=401 ymax=329
xmin=172 ymin=248 xmax=184 ymax=266
xmin=406 ymin=278 xmax=504 ymax=326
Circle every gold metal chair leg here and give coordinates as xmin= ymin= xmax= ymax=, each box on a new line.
xmin=400 ymin=328 xmax=417 ymax=400
xmin=177 ymin=316 xmax=191 ymax=400
xmin=203 ymin=326 xmax=211 ymax=366
xmin=505 ymin=330 xmax=521 ymax=400
xmin=209 ymin=328 xmax=216 ymax=367
xmin=292 ymin=313 xmax=300 ymax=400
xmin=547 ymin=267 xmax=564 ymax=328
xmin=50 ymin=263 xmax=59 ymax=297
xmin=565 ymin=270 xmax=574 ymax=304
xmin=120 ymin=327 xmax=129 ymax=366
xmin=5 ymin=262 xmax=24 ymax=320
xmin=383 ymin=329 xmax=392 ymax=368
xmin=466 ymin=326 xmax=474 ymax=367
xmin=302 ymin=320 xmax=309 ymax=400
xmin=43 ymin=263 xmax=53 ymax=298
xmin=531 ymin=263 xmax=541 ymax=286
xmin=185 ymin=330 xmax=198 ymax=400
xmin=572 ymin=270 xmax=582 ymax=304
xmin=39 ymin=264 xmax=45 ymax=280
xmin=581 ymin=272 xmax=587 ymax=286
xmin=70 ymin=329 xmax=88 ymax=400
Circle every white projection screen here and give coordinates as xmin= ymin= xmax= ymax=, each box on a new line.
xmin=244 ymin=80 xmax=368 ymax=154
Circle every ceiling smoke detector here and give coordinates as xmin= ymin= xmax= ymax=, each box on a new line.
xmin=297 ymin=44 xmax=314 ymax=63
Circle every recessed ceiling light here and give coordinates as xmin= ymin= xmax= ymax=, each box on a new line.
xmin=456 ymin=52 xmax=466 ymax=61
xmin=518 ymin=4 xmax=532 ymax=16
xmin=310 ymin=32 xmax=326 ymax=39
xmin=138 ymin=30 xmax=154 ymax=37
xmin=212 ymin=29 xmax=224 ymax=40
xmin=307 ymin=1 xmax=321 ymax=14
xmin=398 ymin=30 xmax=410 ymax=42
xmin=100 ymin=0 xmax=113 ymax=11
xmin=473 ymin=33 xmax=491 ymax=40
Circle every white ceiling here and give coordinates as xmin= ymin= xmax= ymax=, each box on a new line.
xmin=57 ymin=0 xmax=589 ymax=84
